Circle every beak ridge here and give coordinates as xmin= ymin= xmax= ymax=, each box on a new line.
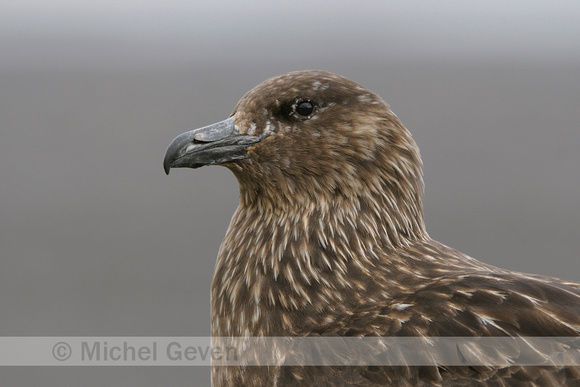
xmin=163 ymin=117 xmax=262 ymax=174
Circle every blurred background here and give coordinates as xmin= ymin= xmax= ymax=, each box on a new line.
xmin=1 ymin=0 xmax=579 ymax=385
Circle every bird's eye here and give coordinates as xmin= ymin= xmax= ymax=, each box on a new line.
xmin=295 ymin=100 xmax=316 ymax=117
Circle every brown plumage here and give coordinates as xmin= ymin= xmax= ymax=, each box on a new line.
xmin=164 ymin=70 xmax=580 ymax=386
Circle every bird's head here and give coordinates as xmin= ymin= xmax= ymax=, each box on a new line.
xmin=164 ymin=70 xmax=425 ymax=226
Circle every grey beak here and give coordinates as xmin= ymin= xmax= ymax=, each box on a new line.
xmin=163 ymin=117 xmax=263 ymax=174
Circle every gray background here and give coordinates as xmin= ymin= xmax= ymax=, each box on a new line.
xmin=1 ymin=1 xmax=579 ymax=385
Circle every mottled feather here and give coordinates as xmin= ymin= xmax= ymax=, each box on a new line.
xmin=165 ymin=71 xmax=580 ymax=386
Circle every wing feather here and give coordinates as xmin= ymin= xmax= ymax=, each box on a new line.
xmin=282 ymin=273 xmax=580 ymax=385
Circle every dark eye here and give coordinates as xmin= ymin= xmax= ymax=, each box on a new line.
xmin=295 ymin=100 xmax=316 ymax=117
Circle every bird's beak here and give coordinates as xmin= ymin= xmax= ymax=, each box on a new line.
xmin=163 ymin=116 xmax=263 ymax=174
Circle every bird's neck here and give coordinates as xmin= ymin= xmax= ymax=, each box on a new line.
xmin=211 ymin=184 xmax=428 ymax=336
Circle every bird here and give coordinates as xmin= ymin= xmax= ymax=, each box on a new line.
xmin=163 ymin=70 xmax=580 ymax=386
